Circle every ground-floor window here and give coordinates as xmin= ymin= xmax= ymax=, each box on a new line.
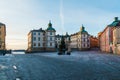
xmin=38 ymin=43 xmax=40 ymax=47
xmin=50 ymin=43 xmax=52 ymax=46
xmin=33 ymin=43 xmax=36 ymax=47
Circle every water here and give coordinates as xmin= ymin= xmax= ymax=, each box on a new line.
xmin=12 ymin=51 xmax=25 ymax=54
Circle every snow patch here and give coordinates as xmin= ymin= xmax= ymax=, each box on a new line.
xmin=0 ymin=65 xmax=8 ymax=69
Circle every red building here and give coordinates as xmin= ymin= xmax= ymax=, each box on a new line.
xmin=90 ymin=36 xmax=98 ymax=48
xmin=99 ymin=17 xmax=120 ymax=53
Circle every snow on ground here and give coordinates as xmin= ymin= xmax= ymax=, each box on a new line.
xmin=34 ymin=51 xmax=105 ymax=61
xmin=0 ymin=50 xmax=120 ymax=80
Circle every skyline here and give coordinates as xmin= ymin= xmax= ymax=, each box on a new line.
xmin=0 ymin=0 xmax=120 ymax=49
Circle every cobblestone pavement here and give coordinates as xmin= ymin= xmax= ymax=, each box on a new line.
xmin=0 ymin=51 xmax=120 ymax=80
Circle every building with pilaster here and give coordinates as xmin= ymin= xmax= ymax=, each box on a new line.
xmin=99 ymin=17 xmax=120 ymax=53
xmin=45 ymin=21 xmax=56 ymax=51
xmin=90 ymin=36 xmax=99 ymax=48
xmin=27 ymin=21 xmax=56 ymax=52
xmin=70 ymin=25 xmax=90 ymax=51
xmin=0 ymin=22 xmax=6 ymax=50
xmin=112 ymin=18 xmax=120 ymax=54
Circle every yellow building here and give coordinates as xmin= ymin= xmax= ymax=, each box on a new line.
xmin=0 ymin=23 xmax=6 ymax=50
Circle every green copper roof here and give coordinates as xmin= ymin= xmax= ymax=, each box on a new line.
xmin=80 ymin=25 xmax=88 ymax=34
xmin=108 ymin=17 xmax=120 ymax=27
xmin=46 ymin=21 xmax=56 ymax=32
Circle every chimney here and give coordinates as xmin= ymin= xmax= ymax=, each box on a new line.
xmin=115 ymin=17 xmax=118 ymax=21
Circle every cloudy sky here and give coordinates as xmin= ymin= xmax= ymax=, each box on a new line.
xmin=0 ymin=0 xmax=120 ymax=49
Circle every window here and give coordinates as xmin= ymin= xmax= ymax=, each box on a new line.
xmin=50 ymin=37 xmax=52 ymax=41
xmin=38 ymin=37 xmax=40 ymax=41
xmin=50 ymin=32 xmax=52 ymax=35
xmin=38 ymin=43 xmax=40 ymax=46
xmin=82 ymin=38 xmax=85 ymax=42
xmin=38 ymin=32 xmax=40 ymax=35
xmin=33 ymin=43 xmax=36 ymax=46
xmin=43 ymin=43 xmax=45 ymax=47
xmin=0 ymin=31 xmax=1 ymax=35
xmin=88 ymin=44 xmax=89 ymax=47
xmin=87 ymin=39 xmax=89 ymax=42
xmin=50 ymin=43 xmax=52 ymax=46
xmin=33 ymin=37 xmax=36 ymax=41
xmin=83 ymin=44 xmax=85 ymax=47
xmin=33 ymin=32 xmax=36 ymax=35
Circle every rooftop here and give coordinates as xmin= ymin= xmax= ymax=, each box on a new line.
xmin=108 ymin=17 xmax=120 ymax=27
xmin=46 ymin=21 xmax=56 ymax=32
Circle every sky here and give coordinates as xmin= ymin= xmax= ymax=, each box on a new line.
xmin=0 ymin=0 xmax=120 ymax=50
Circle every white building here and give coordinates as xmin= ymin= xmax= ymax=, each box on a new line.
xmin=70 ymin=25 xmax=90 ymax=51
xmin=27 ymin=21 xmax=56 ymax=52
xmin=27 ymin=28 xmax=46 ymax=52
xmin=45 ymin=21 xmax=56 ymax=51
xmin=0 ymin=22 xmax=6 ymax=50
xmin=77 ymin=25 xmax=90 ymax=50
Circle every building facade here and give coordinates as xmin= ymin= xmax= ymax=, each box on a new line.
xmin=98 ymin=32 xmax=102 ymax=48
xmin=27 ymin=21 xmax=56 ymax=52
xmin=112 ymin=17 xmax=120 ymax=54
xmin=55 ymin=32 xmax=70 ymax=49
xmin=99 ymin=17 xmax=120 ymax=53
xmin=77 ymin=25 xmax=90 ymax=50
xmin=45 ymin=21 xmax=56 ymax=51
xmin=70 ymin=25 xmax=90 ymax=51
xmin=0 ymin=23 xmax=6 ymax=50
xmin=27 ymin=28 xmax=46 ymax=52
xmin=90 ymin=36 xmax=99 ymax=48
xmin=70 ymin=33 xmax=78 ymax=50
